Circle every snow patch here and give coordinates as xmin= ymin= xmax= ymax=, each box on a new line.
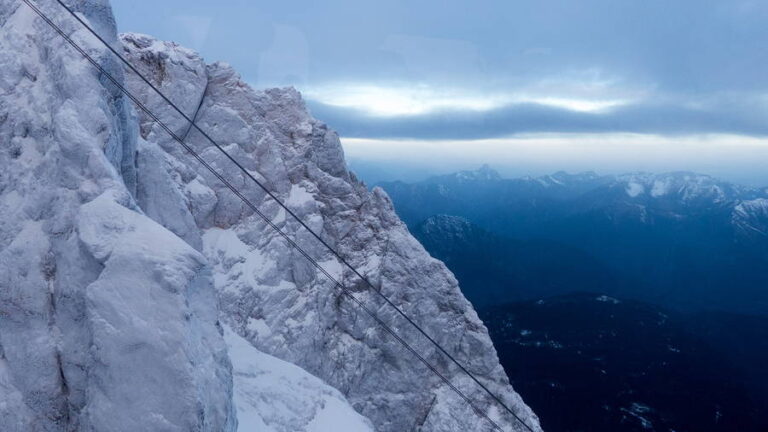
xmin=626 ymin=182 xmax=645 ymax=198
xmin=224 ymin=327 xmax=374 ymax=432
xmin=286 ymin=184 xmax=315 ymax=208
xmin=650 ymin=179 xmax=671 ymax=197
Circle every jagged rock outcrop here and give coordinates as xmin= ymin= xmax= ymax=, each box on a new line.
xmin=120 ymin=31 xmax=540 ymax=432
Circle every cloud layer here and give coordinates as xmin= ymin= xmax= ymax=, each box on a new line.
xmin=307 ymin=94 xmax=768 ymax=140
xmin=114 ymin=0 xmax=768 ymax=93
xmin=112 ymin=0 xmax=768 ymax=181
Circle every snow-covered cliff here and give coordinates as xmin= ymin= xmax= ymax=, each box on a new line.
xmin=0 ymin=0 xmax=540 ymax=430
xmin=119 ymin=31 xmax=539 ymax=432
xmin=0 ymin=1 xmax=234 ymax=430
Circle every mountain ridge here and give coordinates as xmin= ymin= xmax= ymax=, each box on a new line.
xmin=379 ymin=166 xmax=768 ymax=314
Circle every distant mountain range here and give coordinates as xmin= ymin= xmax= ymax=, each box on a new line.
xmin=378 ymin=166 xmax=768 ymax=314
xmin=379 ymin=167 xmax=768 ymax=431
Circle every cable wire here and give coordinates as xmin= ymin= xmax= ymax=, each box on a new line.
xmin=180 ymin=79 xmax=208 ymax=142
xmin=21 ymin=1 xmax=536 ymax=430
xmin=51 ymin=4 xmax=536 ymax=429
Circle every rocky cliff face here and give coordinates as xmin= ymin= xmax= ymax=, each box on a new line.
xmin=120 ymin=31 xmax=539 ymax=432
xmin=120 ymin=31 xmax=541 ymax=431
xmin=0 ymin=1 xmax=234 ymax=430
xmin=0 ymin=0 xmax=540 ymax=430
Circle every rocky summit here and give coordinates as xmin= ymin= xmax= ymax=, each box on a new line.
xmin=0 ymin=1 xmax=539 ymax=431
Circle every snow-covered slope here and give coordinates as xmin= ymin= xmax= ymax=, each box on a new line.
xmin=615 ymin=172 xmax=749 ymax=203
xmin=120 ymin=31 xmax=539 ymax=432
xmin=733 ymin=198 xmax=768 ymax=238
xmin=225 ymin=326 xmax=374 ymax=432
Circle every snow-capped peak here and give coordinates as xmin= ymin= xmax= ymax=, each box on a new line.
xmin=454 ymin=164 xmax=502 ymax=181
xmin=615 ymin=172 xmax=749 ymax=203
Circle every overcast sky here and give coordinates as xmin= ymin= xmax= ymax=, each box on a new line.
xmin=111 ymin=0 xmax=768 ymax=185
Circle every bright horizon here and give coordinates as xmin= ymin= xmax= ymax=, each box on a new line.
xmin=342 ymin=133 xmax=768 ymax=186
